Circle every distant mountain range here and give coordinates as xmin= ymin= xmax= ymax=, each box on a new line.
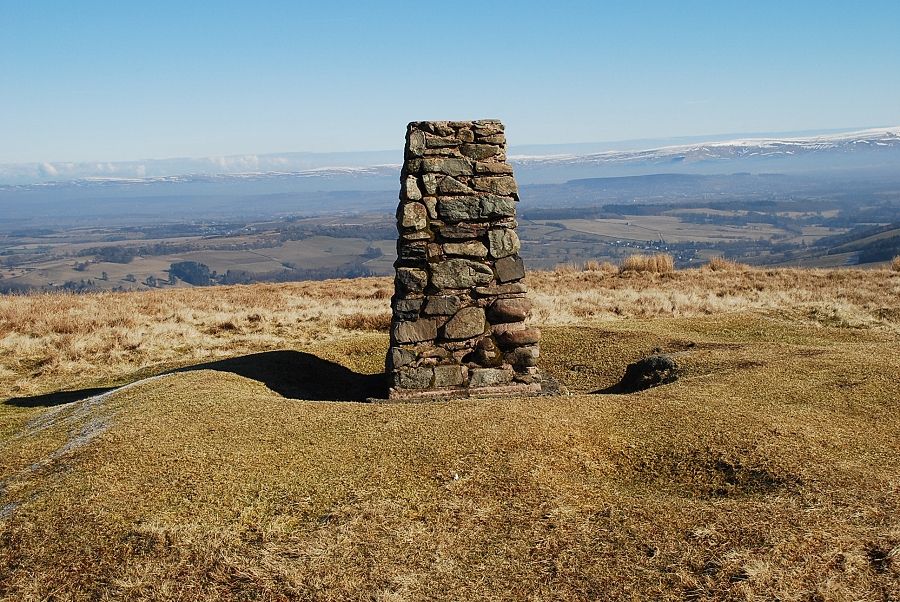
xmin=2 ymin=126 xmax=899 ymax=188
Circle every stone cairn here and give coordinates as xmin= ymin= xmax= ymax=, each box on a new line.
xmin=386 ymin=120 xmax=541 ymax=399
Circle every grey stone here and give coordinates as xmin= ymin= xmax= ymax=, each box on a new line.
xmin=392 ymin=318 xmax=438 ymax=343
xmin=479 ymin=134 xmax=506 ymax=144
xmin=456 ymin=128 xmax=475 ymax=143
xmin=396 ymin=267 xmax=428 ymax=295
xmin=423 ymin=196 xmax=438 ymax=218
xmin=424 ymin=243 xmax=441 ymax=262
xmin=423 ymin=295 xmax=462 ymax=316
xmin=438 ymin=222 xmax=488 ymax=240
xmin=473 ymin=120 xmax=504 ymax=134
xmin=425 ymin=134 xmax=460 ymax=148
xmin=401 ymin=230 xmax=432 ymax=241
xmin=473 ymin=176 xmax=518 ymax=196
xmin=469 ymin=367 xmax=513 ymax=387
xmin=505 ymin=345 xmax=539 ymax=369
xmin=433 ymin=364 xmax=468 ymax=388
xmin=430 ymin=259 xmax=493 ymax=289
xmin=438 ymin=195 xmax=516 ymax=222
xmin=473 ymin=282 xmax=528 ymax=296
xmin=397 ymin=240 xmax=427 ymax=261
xmin=407 ymin=130 xmax=426 ymax=157
xmin=422 ymin=157 xmax=473 ymax=176
xmin=403 ymin=176 xmax=422 ymax=201
xmin=393 ymin=297 xmax=424 ymax=320
xmin=461 ymin=143 xmax=501 ymax=160
xmin=443 ymin=240 xmax=488 ymax=258
xmin=422 ymin=173 xmax=439 ymax=195
xmin=388 ymin=347 xmax=417 ymax=369
xmin=487 ymin=298 xmax=532 ymax=323
xmin=400 ymin=202 xmax=428 ymax=230
xmin=495 ymin=255 xmax=525 ymax=283
xmin=443 ymin=306 xmax=486 ymax=340
xmin=474 ymin=161 xmax=514 ymax=175
xmin=437 ymin=176 xmax=474 ymax=194
xmin=488 ymin=228 xmax=520 ymax=259
xmin=396 ymin=366 xmax=433 ymax=389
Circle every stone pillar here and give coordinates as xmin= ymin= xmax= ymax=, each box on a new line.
xmin=386 ymin=120 xmax=541 ymax=399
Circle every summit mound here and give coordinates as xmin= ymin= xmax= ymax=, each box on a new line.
xmin=1 ymin=267 xmax=899 ymax=600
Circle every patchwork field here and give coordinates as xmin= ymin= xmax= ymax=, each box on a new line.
xmin=1 ymin=267 xmax=899 ymax=600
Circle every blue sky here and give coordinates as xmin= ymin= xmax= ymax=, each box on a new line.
xmin=2 ymin=0 xmax=899 ymax=163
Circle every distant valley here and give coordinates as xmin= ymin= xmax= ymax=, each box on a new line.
xmin=1 ymin=127 xmax=898 ymax=292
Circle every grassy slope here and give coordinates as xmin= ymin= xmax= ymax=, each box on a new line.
xmin=1 ymin=270 xmax=900 ymax=600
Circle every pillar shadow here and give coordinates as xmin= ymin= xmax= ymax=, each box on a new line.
xmin=4 ymin=350 xmax=387 ymax=408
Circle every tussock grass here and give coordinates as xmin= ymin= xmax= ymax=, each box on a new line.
xmin=892 ymin=255 xmax=900 ymax=271
xmin=582 ymin=259 xmax=618 ymax=273
xmin=619 ymin=253 xmax=675 ymax=274
xmin=703 ymin=256 xmax=750 ymax=272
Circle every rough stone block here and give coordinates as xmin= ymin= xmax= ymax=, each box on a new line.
xmin=460 ymin=143 xmax=501 ymax=160
xmin=400 ymin=202 xmax=428 ymax=229
xmin=423 ymin=295 xmax=463 ymax=316
xmin=495 ymin=255 xmax=525 ymax=283
xmin=438 ymin=222 xmax=489 ymax=240
xmin=403 ymin=176 xmax=423 ymax=201
xmin=407 ymin=130 xmax=426 ymax=157
xmin=438 ymin=195 xmax=515 ymax=222
xmin=392 ymin=318 xmax=438 ymax=343
xmin=437 ymin=176 xmax=475 ymax=194
xmin=469 ymin=367 xmax=514 ymax=387
xmin=487 ymin=298 xmax=532 ymax=323
xmin=488 ymin=228 xmax=520 ymax=259
xmin=433 ymin=365 xmax=468 ymax=388
xmin=443 ymin=241 xmax=488 ymax=258
xmin=474 ymin=161 xmax=514 ymax=175
xmin=389 ymin=347 xmax=418 ymax=369
xmin=396 ymin=366 xmax=433 ymax=389
xmin=430 ymin=259 xmax=494 ymax=289
xmin=492 ymin=323 xmax=541 ymax=348
xmin=443 ymin=306 xmax=486 ymax=340
xmin=422 ymin=157 xmax=474 ymax=176
xmin=473 ymin=176 xmax=518 ymax=196
xmin=396 ymin=267 xmax=428 ymax=295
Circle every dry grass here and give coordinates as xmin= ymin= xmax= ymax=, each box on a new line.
xmin=703 ymin=256 xmax=750 ymax=272
xmin=1 ymin=268 xmax=899 ymax=404
xmin=1 ymin=267 xmax=900 ymax=599
xmin=1 ymin=316 xmax=898 ymax=599
xmin=892 ymin=255 xmax=900 ymax=271
xmin=619 ymin=253 xmax=675 ymax=274
xmin=582 ymin=259 xmax=618 ymax=273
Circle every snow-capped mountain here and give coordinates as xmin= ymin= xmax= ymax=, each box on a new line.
xmin=2 ymin=126 xmax=898 ymax=189
xmin=509 ymin=127 xmax=900 ymax=182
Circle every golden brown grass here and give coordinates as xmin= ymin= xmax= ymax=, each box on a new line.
xmin=1 ymin=267 xmax=900 ymax=599
xmin=1 ymin=268 xmax=899 ymax=405
xmin=582 ymin=259 xmax=618 ymax=273
xmin=703 ymin=256 xmax=750 ymax=272
xmin=1 ymin=314 xmax=898 ymax=599
xmin=892 ymin=255 xmax=900 ymax=271
xmin=619 ymin=253 xmax=675 ymax=274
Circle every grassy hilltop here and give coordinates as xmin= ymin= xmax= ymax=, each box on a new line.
xmin=1 ymin=264 xmax=899 ymax=600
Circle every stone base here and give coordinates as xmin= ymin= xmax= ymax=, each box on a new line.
xmin=385 ymin=378 xmax=566 ymax=402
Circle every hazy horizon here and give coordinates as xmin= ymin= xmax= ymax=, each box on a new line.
xmin=3 ymin=124 xmax=898 ymax=186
